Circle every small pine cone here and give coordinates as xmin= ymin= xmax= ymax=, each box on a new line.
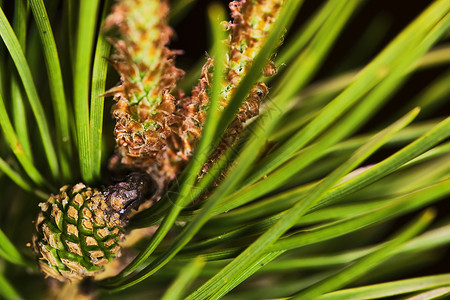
xmin=32 ymin=173 xmax=153 ymax=281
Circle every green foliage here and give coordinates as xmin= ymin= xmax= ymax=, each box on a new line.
xmin=0 ymin=0 xmax=449 ymax=299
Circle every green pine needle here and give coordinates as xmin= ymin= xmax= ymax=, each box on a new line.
xmin=74 ymin=0 xmax=100 ymax=183
xmin=161 ymin=256 xmax=205 ymax=300
xmin=90 ymin=0 xmax=111 ymax=181
xmin=317 ymin=274 xmax=450 ymax=300
xmin=0 ymin=272 xmax=21 ymax=300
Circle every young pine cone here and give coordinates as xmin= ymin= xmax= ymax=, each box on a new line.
xmin=32 ymin=173 xmax=153 ymax=281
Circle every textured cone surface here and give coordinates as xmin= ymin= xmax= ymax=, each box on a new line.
xmin=106 ymin=0 xmax=185 ymax=176
xmin=32 ymin=183 xmax=123 ymax=281
xmin=194 ymin=0 xmax=283 ymax=175
xmin=222 ymin=0 xmax=283 ymax=131
xmin=223 ymin=0 xmax=282 ymax=106
xmin=163 ymin=0 xmax=284 ymax=178
xmin=32 ymin=174 xmax=152 ymax=281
